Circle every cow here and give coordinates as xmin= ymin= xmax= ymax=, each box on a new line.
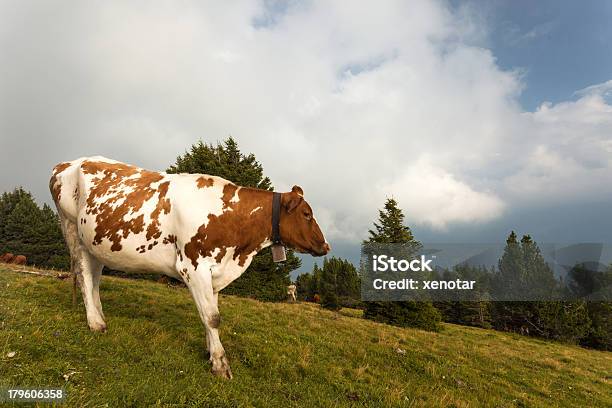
xmin=287 ymin=284 xmax=297 ymax=302
xmin=49 ymin=157 xmax=330 ymax=379
xmin=11 ymin=255 xmax=26 ymax=265
xmin=1 ymin=253 xmax=14 ymax=263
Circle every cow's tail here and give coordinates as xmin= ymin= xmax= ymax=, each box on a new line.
xmin=49 ymin=160 xmax=83 ymax=306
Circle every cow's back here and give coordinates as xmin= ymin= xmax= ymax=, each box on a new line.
xmin=51 ymin=157 xmax=178 ymax=275
xmin=50 ymin=157 xmax=238 ymax=277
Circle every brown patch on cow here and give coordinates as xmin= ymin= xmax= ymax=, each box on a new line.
xmin=163 ymin=234 xmax=177 ymax=245
xmin=178 ymin=267 xmax=190 ymax=282
xmin=196 ymin=176 xmax=214 ymax=189
xmin=11 ymin=255 xmax=26 ymax=265
xmin=221 ymin=184 xmax=238 ymax=210
xmin=81 ymin=161 xmax=172 ymax=252
xmin=184 ymin=185 xmax=272 ymax=268
xmin=49 ymin=162 xmax=71 ymax=203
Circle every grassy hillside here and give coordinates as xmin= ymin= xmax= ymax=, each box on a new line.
xmin=0 ymin=264 xmax=610 ymax=407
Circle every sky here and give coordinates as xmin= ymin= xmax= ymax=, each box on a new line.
xmin=1 ymin=1 xmax=611 ymax=273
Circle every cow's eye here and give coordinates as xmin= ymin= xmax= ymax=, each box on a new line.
xmin=303 ymin=211 xmax=312 ymax=220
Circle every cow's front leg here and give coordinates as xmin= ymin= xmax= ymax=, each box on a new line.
xmin=183 ymin=262 xmax=233 ymax=379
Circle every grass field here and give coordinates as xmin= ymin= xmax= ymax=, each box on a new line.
xmin=0 ymin=264 xmax=610 ymax=407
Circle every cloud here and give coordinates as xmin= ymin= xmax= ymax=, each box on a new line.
xmin=501 ymin=21 xmax=556 ymax=46
xmin=380 ymin=158 xmax=505 ymax=230
xmin=575 ymin=80 xmax=612 ymax=99
xmin=504 ymin=90 xmax=612 ymax=205
xmin=0 ymin=1 xmax=611 ymax=245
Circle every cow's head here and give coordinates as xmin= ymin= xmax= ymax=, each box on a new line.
xmin=279 ymin=185 xmax=330 ymax=256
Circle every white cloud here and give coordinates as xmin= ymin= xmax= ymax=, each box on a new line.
xmin=380 ymin=158 xmax=505 ymax=230
xmin=504 ymin=90 xmax=612 ymax=205
xmin=0 ymin=1 xmax=611 ymax=244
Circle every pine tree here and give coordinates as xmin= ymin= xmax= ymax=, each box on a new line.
xmin=315 ymin=257 xmax=362 ymax=310
xmin=0 ymin=188 xmax=31 ymax=241
xmin=366 ymin=198 xmax=420 ymax=253
xmin=363 ymin=198 xmax=441 ymax=331
xmin=0 ymin=188 xmax=69 ymax=269
xmin=297 ymin=258 xmax=361 ymax=307
xmin=492 ymin=232 xmax=590 ymax=343
xmin=167 ymin=137 xmax=300 ymax=301
xmin=569 ymin=263 xmax=612 ymax=350
xmin=436 ymin=265 xmax=492 ymax=328
xmin=582 ymin=300 xmax=611 ymax=350
xmin=295 ymin=265 xmax=316 ymax=301
xmin=332 ymin=257 xmax=361 ymax=307
xmin=319 ymin=258 xmax=341 ymax=310
xmin=168 ymin=137 xmax=271 ymax=190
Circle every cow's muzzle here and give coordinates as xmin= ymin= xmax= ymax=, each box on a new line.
xmin=312 ymin=242 xmax=331 ymax=257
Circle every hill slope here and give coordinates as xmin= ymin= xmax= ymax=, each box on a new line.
xmin=0 ymin=265 xmax=610 ymax=407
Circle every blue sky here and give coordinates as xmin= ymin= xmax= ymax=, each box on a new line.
xmin=470 ymin=0 xmax=612 ymax=111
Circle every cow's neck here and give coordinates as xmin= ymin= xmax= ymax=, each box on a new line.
xmin=231 ymin=187 xmax=276 ymax=252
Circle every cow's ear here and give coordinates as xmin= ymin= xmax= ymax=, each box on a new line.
xmin=292 ymin=185 xmax=304 ymax=197
xmin=283 ymin=189 xmax=303 ymax=214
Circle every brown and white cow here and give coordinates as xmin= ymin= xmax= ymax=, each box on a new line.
xmin=49 ymin=156 xmax=330 ymax=379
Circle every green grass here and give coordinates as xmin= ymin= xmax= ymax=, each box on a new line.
xmin=0 ymin=265 xmax=610 ymax=407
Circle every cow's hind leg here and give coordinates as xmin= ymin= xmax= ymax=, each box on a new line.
xmin=61 ymin=218 xmax=106 ymax=332
xmin=183 ymin=262 xmax=232 ymax=379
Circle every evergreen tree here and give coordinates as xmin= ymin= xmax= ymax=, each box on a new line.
xmin=582 ymin=300 xmax=612 ymax=350
xmin=315 ymin=257 xmax=362 ymax=310
xmin=296 ymin=263 xmax=324 ymax=301
xmin=492 ymin=232 xmax=590 ymax=343
xmin=0 ymin=188 xmax=69 ymax=269
xmin=167 ymin=137 xmax=300 ymax=301
xmin=295 ymin=266 xmax=315 ymax=301
xmin=363 ymin=198 xmax=441 ymax=331
xmin=366 ymin=198 xmax=420 ymax=254
xmin=38 ymin=203 xmax=71 ymax=269
xmin=319 ymin=258 xmax=340 ymax=311
xmin=569 ymin=263 xmax=612 ymax=350
xmin=492 ymin=232 xmax=534 ymax=332
xmin=0 ymin=188 xmax=31 ymax=240
xmin=520 ymin=235 xmax=559 ymax=298
xmin=364 ymin=300 xmax=442 ymax=332
xmin=297 ymin=258 xmax=361 ymax=308
xmin=168 ymin=137 xmax=271 ymax=190
xmin=331 ymin=257 xmax=361 ymax=308
xmin=435 ymin=265 xmax=492 ymax=328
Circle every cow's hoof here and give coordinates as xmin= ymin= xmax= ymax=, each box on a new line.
xmin=211 ymin=355 xmax=233 ymax=379
xmin=88 ymin=321 xmax=107 ymax=332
